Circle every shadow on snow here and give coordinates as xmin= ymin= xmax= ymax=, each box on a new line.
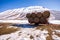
xmin=12 ymin=24 xmax=37 ymax=28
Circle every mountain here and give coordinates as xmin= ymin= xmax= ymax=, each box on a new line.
xmin=49 ymin=10 xmax=60 ymax=20
xmin=0 ymin=6 xmax=60 ymax=20
xmin=0 ymin=6 xmax=59 ymax=20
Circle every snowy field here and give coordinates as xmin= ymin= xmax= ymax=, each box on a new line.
xmin=0 ymin=20 xmax=60 ymax=24
xmin=0 ymin=25 xmax=60 ymax=40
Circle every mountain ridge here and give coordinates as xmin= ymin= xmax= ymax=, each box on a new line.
xmin=0 ymin=6 xmax=60 ymax=20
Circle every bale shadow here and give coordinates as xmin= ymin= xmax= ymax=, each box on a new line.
xmin=12 ymin=24 xmax=37 ymax=28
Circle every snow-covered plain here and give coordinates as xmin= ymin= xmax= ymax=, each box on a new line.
xmin=0 ymin=27 xmax=48 ymax=40
xmin=0 ymin=26 xmax=60 ymax=40
xmin=0 ymin=20 xmax=60 ymax=24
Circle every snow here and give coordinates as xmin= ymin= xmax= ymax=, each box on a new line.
xmin=55 ymin=30 xmax=60 ymax=33
xmin=52 ymin=30 xmax=60 ymax=40
xmin=52 ymin=34 xmax=60 ymax=40
xmin=52 ymin=32 xmax=60 ymax=40
xmin=48 ymin=20 xmax=60 ymax=24
xmin=0 ymin=28 xmax=49 ymax=40
xmin=0 ymin=27 xmax=60 ymax=40
xmin=0 ymin=20 xmax=29 ymax=24
xmin=0 ymin=6 xmax=55 ymax=20
xmin=0 ymin=20 xmax=60 ymax=24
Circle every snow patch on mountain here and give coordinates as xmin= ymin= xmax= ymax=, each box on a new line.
xmin=0 ymin=6 xmax=56 ymax=20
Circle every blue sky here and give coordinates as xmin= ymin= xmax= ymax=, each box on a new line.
xmin=0 ymin=0 xmax=60 ymax=12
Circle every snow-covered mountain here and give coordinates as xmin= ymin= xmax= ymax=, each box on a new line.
xmin=49 ymin=10 xmax=60 ymax=20
xmin=0 ymin=6 xmax=59 ymax=20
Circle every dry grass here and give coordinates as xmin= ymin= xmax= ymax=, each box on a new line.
xmin=0 ymin=23 xmax=20 ymax=35
xmin=46 ymin=35 xmax=53 ymax=40
xmin=36 ymin=24 xmax=60 ymax=40
xmin=36 ymin=24 xmax=60 ymax=30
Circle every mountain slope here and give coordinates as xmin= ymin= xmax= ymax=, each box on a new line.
xmin=0 ymin=6 xmax=56 ymax=20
